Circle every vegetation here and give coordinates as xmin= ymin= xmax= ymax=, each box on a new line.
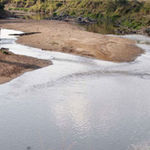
xmin=0 ymin=1 xmax=5 ymax=18
xmin=2 ymin=0 xmax=150 ymax=33
xmin=53 ymin=0 xmax=150 ymax=31
xmin=0 ymin=0 xmax=11 ymax=18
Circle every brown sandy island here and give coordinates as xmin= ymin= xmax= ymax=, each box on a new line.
xmin=0 ymin=49 xmax=51 ymax=84
xmin=0 ymin=19 xmax=143 ymax=62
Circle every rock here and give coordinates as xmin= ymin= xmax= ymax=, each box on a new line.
xmin=144 ymin=28 xmax=150 ymax=36
xmin=0 ymin=47 xmax=10 ymax=55
xmin=76 ymin=16 xmax=96 ymax=24
xmin=50 ymin=14 xmax=96 ymax=25
xmin=115 ymin=27 xmax=137 ymax=35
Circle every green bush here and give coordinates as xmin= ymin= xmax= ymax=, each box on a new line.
xmin=0 ymin=2 xmax=4 ymax=10
xmin=2 ymin=0 xmax=150 ymax=32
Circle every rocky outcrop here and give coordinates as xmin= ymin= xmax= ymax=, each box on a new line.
xmin=50 ymin=14 xmax=96 ymax=24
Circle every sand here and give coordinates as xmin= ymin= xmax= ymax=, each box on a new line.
xmin=0 ymin=50 xmax=51 ymax=84
xmin=0 ymin=19 xmax=143 ymax=62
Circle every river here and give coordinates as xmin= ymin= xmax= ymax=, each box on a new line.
xmin=0 ymin=29 xmax=150 ymax=150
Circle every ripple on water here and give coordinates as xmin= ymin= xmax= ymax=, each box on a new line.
xmin=1 ymin=29 xmax=150 ymax=150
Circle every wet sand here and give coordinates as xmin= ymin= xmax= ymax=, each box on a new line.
xmin=0 ymin=50 xmax=51 ymax=84
xmin=0 ymin=19 xmax=143 ymax=62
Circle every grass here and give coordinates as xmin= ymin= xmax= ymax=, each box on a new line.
xmin=8 ymin=7 xmax=29 ymax=11
xmin=2 ymin=0 xmax=150 ymax=33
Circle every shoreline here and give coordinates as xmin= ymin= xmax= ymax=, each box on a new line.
xmin=0 ymin=49 xmax=51 ymax=84
xmin=0 ymin=18 xmax=144 ymax=62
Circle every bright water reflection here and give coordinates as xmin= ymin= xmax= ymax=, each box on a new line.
xmin=0 ymin=29 xmax=150 ymax=150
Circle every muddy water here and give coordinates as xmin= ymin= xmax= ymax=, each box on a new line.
xmin=1 ymin=29 xmax=150 ymax=150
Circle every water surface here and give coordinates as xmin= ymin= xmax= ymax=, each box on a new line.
xmin=0 ymin=29 xmax=150 ymax=150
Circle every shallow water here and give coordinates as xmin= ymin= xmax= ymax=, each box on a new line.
xmin=1 ymin=29 xmax=150 ymax=150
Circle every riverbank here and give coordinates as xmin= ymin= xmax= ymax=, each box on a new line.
xmin=4 ymin=0 xmax=150 ymax=35
xmin=0 ymin=48 xmax=51 ymax=84
xmin=0 ymin=19 xmax=143 ymax=62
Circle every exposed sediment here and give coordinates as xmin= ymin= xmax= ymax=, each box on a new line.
xmin=0 ymin=19 xmax=143 ymax=62
xmin=0 ymin=49 xmax=51 ymax=84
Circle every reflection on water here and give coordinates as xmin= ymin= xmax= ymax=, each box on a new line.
xmin=11 ymin=12 xmax=50 ymax=20
xmin=0 ymin=29 xmax=150 ymax=150
xmin=83 ymin=22 xmax=115 ymax=34
xmin=21 ymin=13 xmax=50 ymax=20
